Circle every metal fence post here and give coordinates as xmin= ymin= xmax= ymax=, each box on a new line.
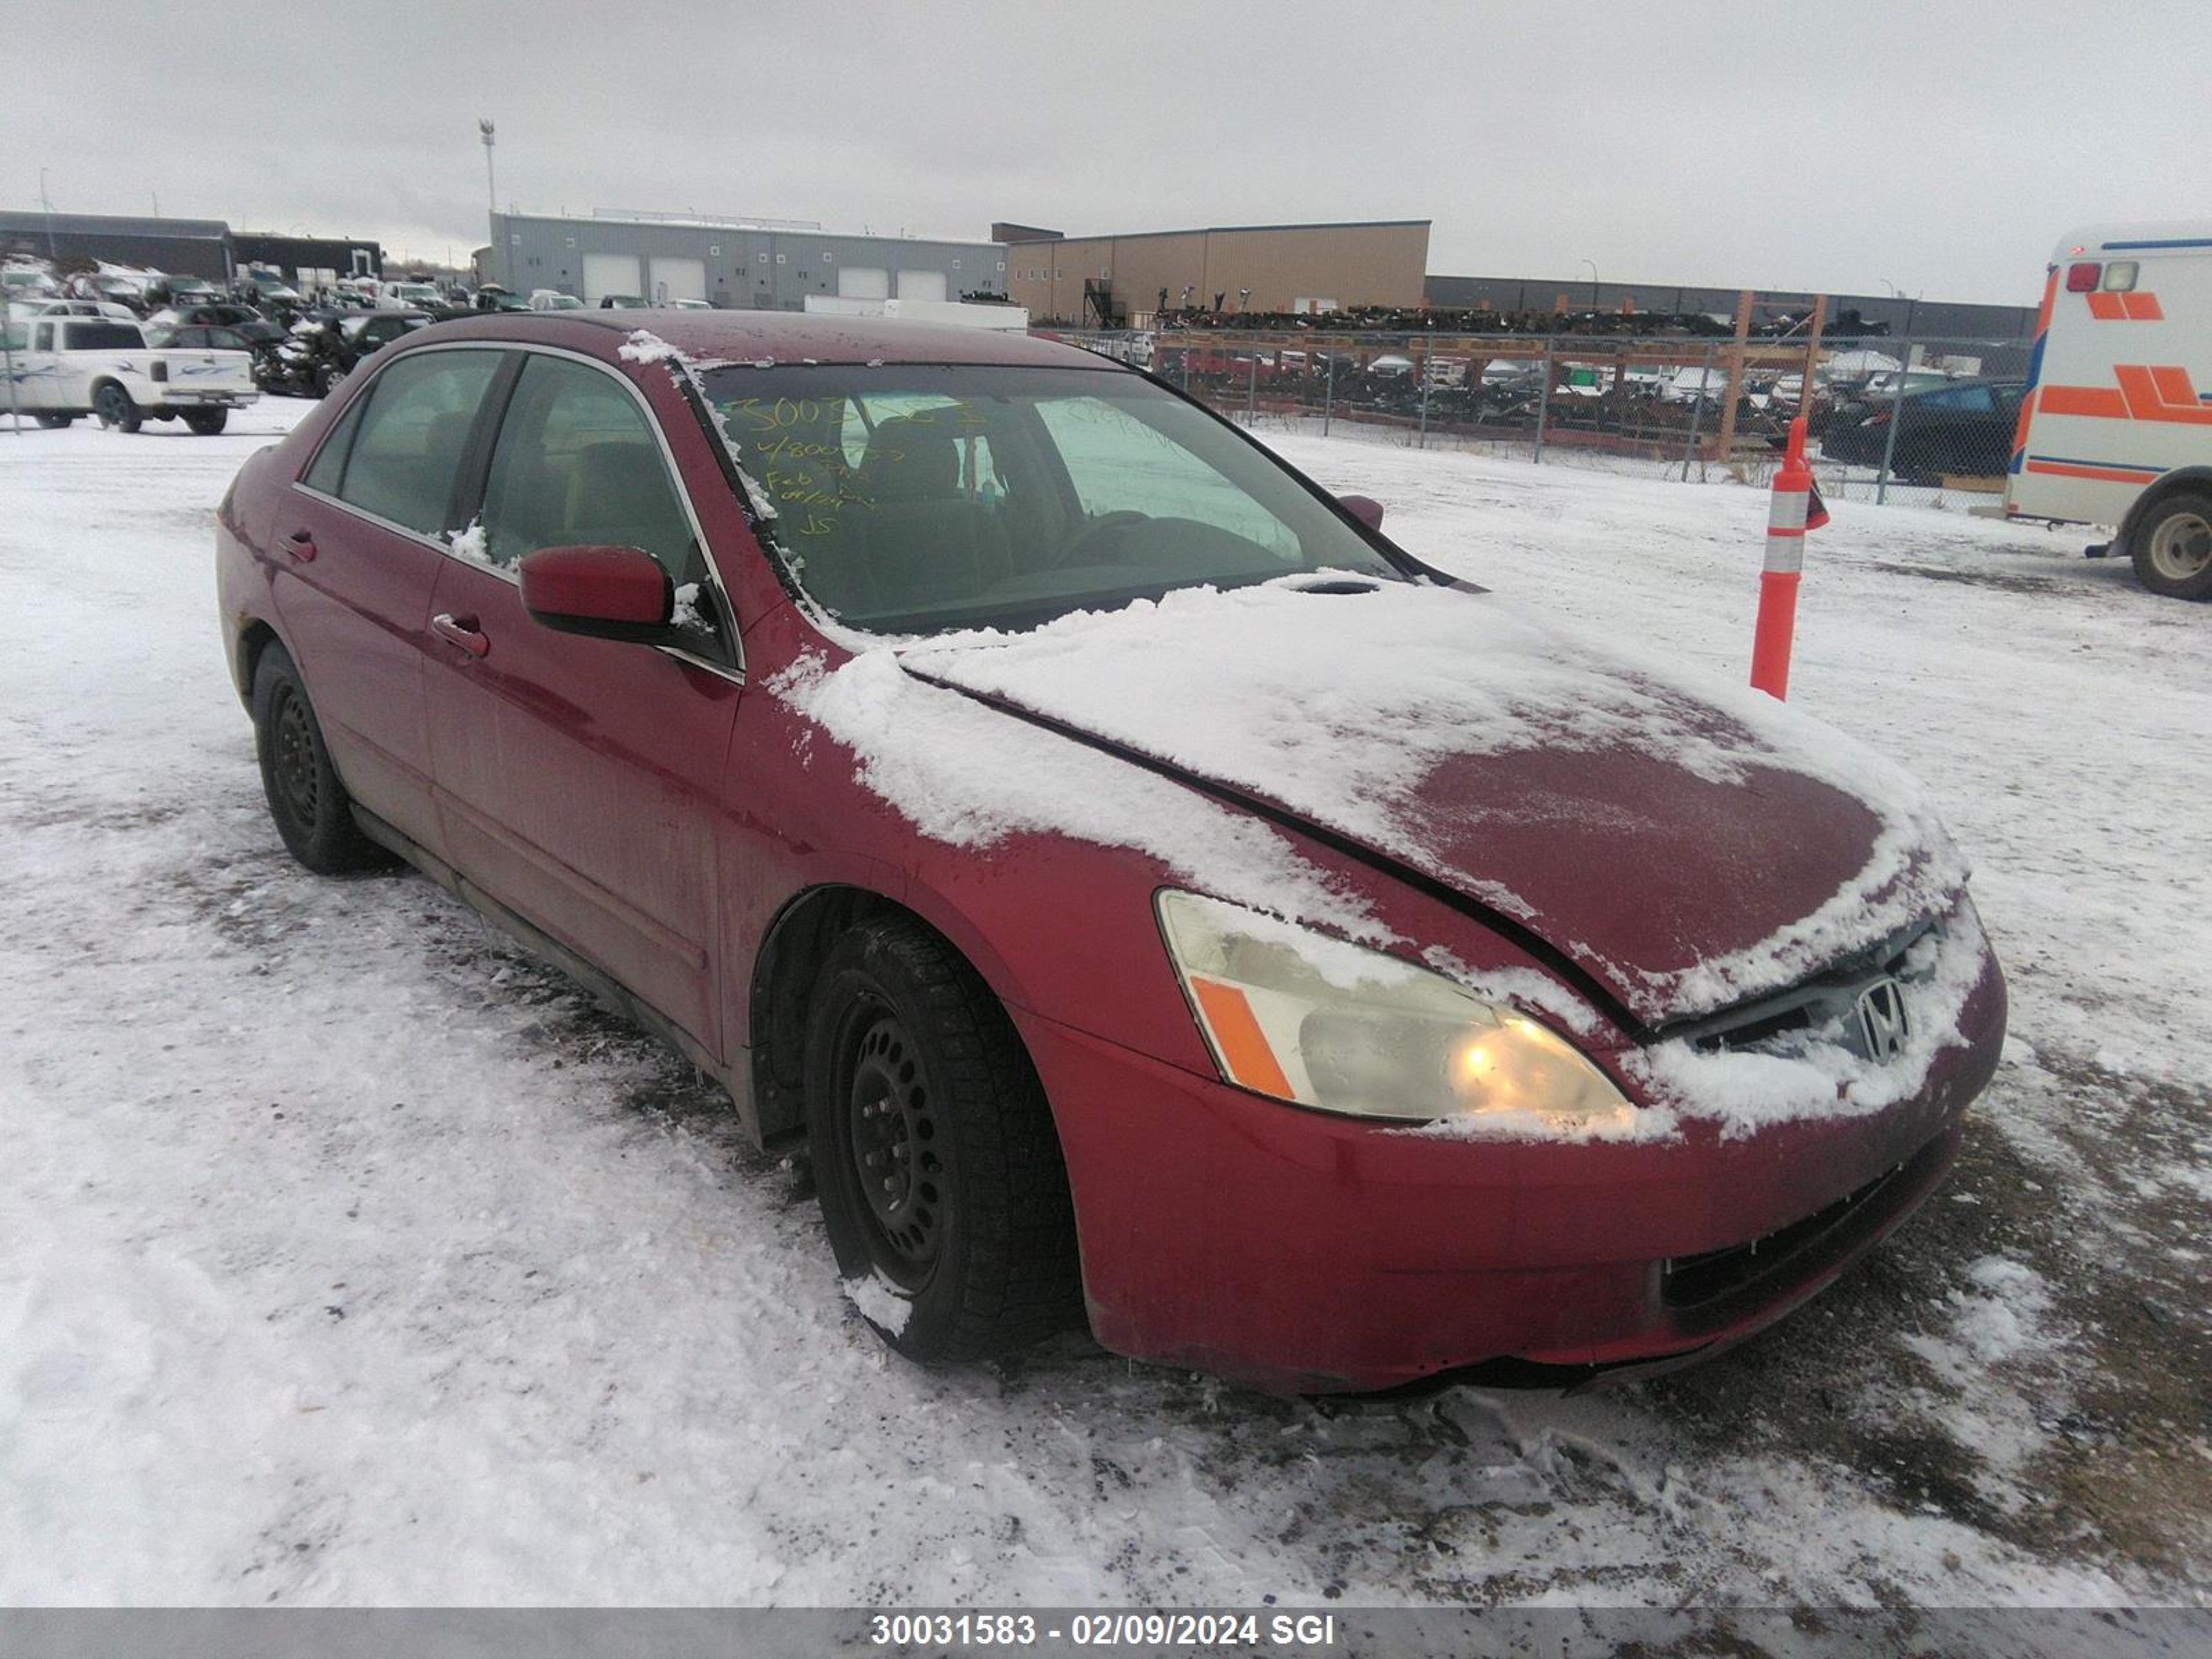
xmin=1678 ymin=342 xmax=1714 ymax=480
xmin=1532 ymin=337 xmax=1555 ymax=465
xmin=1245 ymin=352 xmax=1257 ymax=423
xmin=1 ymin=328 xmax=19 ymax=435
xmin=1417 ymin=341 xmax=1432 ymax=450
xmin=1322 ymin=348 xmax=1335 ymax=438
xmin=1875 ymin=339 xmax=1911 ymax=504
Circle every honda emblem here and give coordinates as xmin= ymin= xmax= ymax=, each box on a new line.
xmin=1855 ymin=977 xmax=1912 ymax=1062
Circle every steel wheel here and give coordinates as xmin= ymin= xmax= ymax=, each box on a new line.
xmin=250 ymin=644 xmax=388 ymax=873
xmin=803 ymin=916 xmax=1081 ymax=1362
xmin=841 ymin=1005 xmax=946 ymax=1286
xmin=271 ymin=685 xmax=321 ymax=824
xmin=2145 ymin=512 xmax=2212 ymax=583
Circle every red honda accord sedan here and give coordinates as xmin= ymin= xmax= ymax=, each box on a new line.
xmin=214 ymin=311 xmax=2005 ymax=1393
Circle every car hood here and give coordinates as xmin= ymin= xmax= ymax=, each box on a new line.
xmin=895 ymin=578 xmax=1969 ymax=1028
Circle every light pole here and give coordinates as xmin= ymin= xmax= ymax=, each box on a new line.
xmin=479 ymin=118 xmax=497 ymax=214
xmin=1880 ymin=279 xmax=1920 ymax=342
xmin=1582 ymin=258 xmax=1599 ymax=310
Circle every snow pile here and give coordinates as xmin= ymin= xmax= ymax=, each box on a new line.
xmin=841 ymin=1274 xmax=912 ymax=1336
xmin=444 ymin=519 xmax=490 ymax=567
xmin=617 ymin=329 xmax=681 ymax=366
xmin=1944 ymin=1255 xmax=2055 ymax=1365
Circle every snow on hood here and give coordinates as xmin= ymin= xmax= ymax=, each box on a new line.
xmin=797 ymin=577 xmax=1969 ymax=1027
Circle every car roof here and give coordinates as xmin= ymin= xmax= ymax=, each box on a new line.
xmin=408 ymin=308 xmax=1114 ymax=371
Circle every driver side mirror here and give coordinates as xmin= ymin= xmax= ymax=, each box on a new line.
xmin=1339 ymin=494 xmax=1386 ymax=532
xmin=518 ymin=545 xmax=675 ymax=644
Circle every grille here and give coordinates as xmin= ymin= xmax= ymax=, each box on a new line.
xmin=1660 ymin=1158 xmax=1909 ymax=1310
xmin=1674 ymin=919 xmax=1935 ymax=1057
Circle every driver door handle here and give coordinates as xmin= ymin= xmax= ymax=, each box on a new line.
xmin=431 ymin=612 xmax=489 ymax=659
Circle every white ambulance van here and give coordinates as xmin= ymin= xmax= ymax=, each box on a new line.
xmin=2003 ymin=221 xmax=2212 ymax=600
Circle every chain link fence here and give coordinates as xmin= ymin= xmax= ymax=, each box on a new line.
xmin=1042 ymin=326 xmax=2034 ymax=512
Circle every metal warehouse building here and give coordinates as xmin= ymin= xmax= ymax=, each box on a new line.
xmin=1000 ymin=219 xmax=1432 ymax=326
xmin=0 ymin=211 xmax=233 ymax=279
xmin=486 ymin=210 xmax=1009 ymax=310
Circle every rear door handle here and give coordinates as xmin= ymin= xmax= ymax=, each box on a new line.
xmin=431 ymin=612 xmax=489 ymax=659
xmin=282 ymin=529 xmax=317 ymax=562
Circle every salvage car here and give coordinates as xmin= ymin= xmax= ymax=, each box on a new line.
xmin=214 ymin=312 xmax=2005 ymax=1392
xmin=64 ymin=270 xmax=160 ymax=314
xmin=1821 ymin=377 xmax=2025 ymax=480
xmin=263 ymin=308 xmax=435 ymax=397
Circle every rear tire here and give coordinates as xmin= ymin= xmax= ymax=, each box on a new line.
xmin=93 ymin=383 xmax=141 ymax=433
xmin=2130 ymin=491 xmax=2212 ymax=601
xmin=804 ymin=916 xmax=1081 ymax=1364
xmin=34 ymin=413 xmax=73 ymax=429
xmin=182 ymin=408 xmax=229 ymax=436
xmin=250 ymin=645 xmax=388 ymax=873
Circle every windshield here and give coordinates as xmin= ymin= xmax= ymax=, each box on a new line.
xmin=700 ymin=363 xmax=1407 ymax=635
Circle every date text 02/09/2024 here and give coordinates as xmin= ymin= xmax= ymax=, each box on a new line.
xmin=868 ymin=1611 xmax=1341 ymax=1649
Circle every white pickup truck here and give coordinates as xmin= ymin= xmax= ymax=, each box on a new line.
xmin=3 ymin=313 xmax=258 ymax=433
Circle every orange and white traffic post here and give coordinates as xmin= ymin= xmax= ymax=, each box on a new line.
xmin=1750 ymin=414 xmax=1829 ymax=700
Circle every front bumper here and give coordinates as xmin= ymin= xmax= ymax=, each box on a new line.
xmin=1017 ymin=946 xmax=2005 ymax=1394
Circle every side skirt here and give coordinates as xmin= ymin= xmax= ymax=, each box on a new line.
xmin=350 ymin=803 xmax=766 ymax=1145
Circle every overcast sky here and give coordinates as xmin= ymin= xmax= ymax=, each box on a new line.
xmin=18 ymin=1 xmax=2209 ymax=303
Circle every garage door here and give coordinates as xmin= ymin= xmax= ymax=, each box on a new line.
xmin=648 ymin=257 xmax=708 ymax=305
xmin=836 ymin=265 xmax=890 ymax=300
xmin=895 ymin=269 xmax=948 ymax=302
xmin=582 ymin=253 xmax=642 ymax=303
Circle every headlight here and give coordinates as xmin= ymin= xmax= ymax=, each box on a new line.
xmin=1156 ymin=890 xmax=1632 ymax=1130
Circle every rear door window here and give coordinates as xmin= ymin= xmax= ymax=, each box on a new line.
xmin=332 ymin=350 xmax=502 ymax=536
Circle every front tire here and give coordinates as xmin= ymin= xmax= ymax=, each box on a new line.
xmin=2131 ymin=491 xmax=2212 ymax=601
xmin=805 ymin=917 xmax=1080 ymax=1364
xmin=93 ymin=383 xmax=142 ymax=433
xmin=182 ymin=408 xmax=229 ymax=435
xmin=250 ymin=645 xmax=388 ymax=873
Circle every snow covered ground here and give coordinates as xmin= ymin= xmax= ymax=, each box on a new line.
xmin=1 ymin=400 xmax=2206 ymax=1618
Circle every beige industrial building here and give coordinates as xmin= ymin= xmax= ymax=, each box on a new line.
xmin=997 ymin=219 xmax=1430 ymax=326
